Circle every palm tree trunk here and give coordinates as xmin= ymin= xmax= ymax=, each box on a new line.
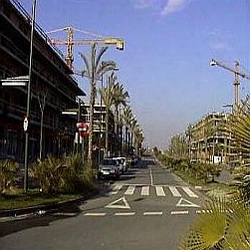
xmin=87 ymin=80 xmax=96 ymax=164
xmin=104 ymin=106 xmax=109 ymax=157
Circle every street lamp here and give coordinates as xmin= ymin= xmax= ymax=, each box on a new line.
xmin=23 ymin=0 xmax=37 ymax=193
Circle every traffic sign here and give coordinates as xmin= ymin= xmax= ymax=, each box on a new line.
xmin=76 ymin=122 xmax=89 ymax=137
xmin=23 ymin=117 xmax=29 ymax=132
xmin=1 ymin=75 xmax=29 ymax=86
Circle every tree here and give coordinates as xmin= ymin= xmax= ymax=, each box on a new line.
xmin=79 ymin=44 xmax=116 ymax=165
xmin=99 ymin=72 xmax=117 ymax=157
xmin=112 ymin=82 xmax=129 ymax=155
xmin=0 ymin=159 xmax=18 ymax=194
xmin=121 ymin=106 xmax=133 ymax=155
xmin=179 ymin=197 xmax=250 ymax=249
xmin=37 ymin=89 xmax=48 ymax=160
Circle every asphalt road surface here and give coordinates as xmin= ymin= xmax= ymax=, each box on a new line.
xmin=0 ymin=156 xmax=206 ymax=250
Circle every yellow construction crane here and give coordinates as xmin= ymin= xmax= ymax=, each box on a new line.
xmin=47 ymin=26 xmax=124 ymax=71
xmin=210 ymin=59 xmax=250 ymax=108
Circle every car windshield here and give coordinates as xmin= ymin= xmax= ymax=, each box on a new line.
xmin=102 ymin=159 xmax=116 ymax=165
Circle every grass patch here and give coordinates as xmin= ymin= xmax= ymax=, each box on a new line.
xmin=0 ymin=190 xmax=81 ymax=210
xmin=173 ymin=169 xmax=204 ymax=186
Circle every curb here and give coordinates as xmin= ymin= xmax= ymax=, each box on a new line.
xmin=0 ymin=182 xmax=109 ymax=220
xmin=0 ymin=195 xmax=85 ymax=219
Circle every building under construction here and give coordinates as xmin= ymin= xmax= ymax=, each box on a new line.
xmin=0 ymin=0 xmax=85 ymax=162
xmin=190 ymin=112 xmax=236 ymax=165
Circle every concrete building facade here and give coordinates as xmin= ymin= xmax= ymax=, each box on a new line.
xmin=0 ymin=0 xmax=85 ymax=162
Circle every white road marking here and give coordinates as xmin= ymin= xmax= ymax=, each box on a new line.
xmin=171 ymin=211 xmax=189 ymax=215
xmin=169 ymin=186 xmax=182 ymax=197
xmin=149 ymin=168 xmax=154 ymax=185
xmin=110 ymin=184 xmax=123 ymax=195
xmin=114 ymin=212 xmax=135 ymax=216
xmin=143 ymin=212 xmax=163 ymax=216
xmin=84 ymin=213 xmax=106 ymax=216
xmin=105 ymin=196 xmax=131 ymax=209
xmin=176 ymin=198 xmax=200 ymax=208
xmin=181 ymin=187 xmax=198 ymax=198
xmin=124 ymin=185 xmax=135 ymax=195
xmin=141 ymin=186 xmax=150 ymax=196
xmin=155 ymin=186 xmax=165 ymax=196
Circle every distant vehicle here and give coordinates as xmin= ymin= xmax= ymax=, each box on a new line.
xmin=131 ymin=155 xmax=141 ymax=166
xmin=98 ymin=158 xmax=120 ymax=180
xmin=113 ymin=156 xmax=128 ymax=173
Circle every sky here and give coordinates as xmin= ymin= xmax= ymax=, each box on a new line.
xmin=17 ymin=0 xmax=250 ymax=149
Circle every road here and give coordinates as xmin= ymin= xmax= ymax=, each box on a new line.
xmin=0 ymin=156 xmax=205 ymax=250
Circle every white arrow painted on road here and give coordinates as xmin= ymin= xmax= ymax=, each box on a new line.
xmin=105 ymin=196 xmax=131 ymax=209
xmin=176 ymin=198 xmax=200 ymax=208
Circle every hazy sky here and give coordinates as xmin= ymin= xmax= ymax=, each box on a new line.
xmin=18 ymin=0 xmax=250 ymax=149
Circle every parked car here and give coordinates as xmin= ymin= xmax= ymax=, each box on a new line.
xmin=98 ymin=158 xmax=120 ymax=180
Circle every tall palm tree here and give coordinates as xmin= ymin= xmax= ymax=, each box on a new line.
xmin=133 ymin=124 xmax=144 ymax=156
xmin=112 ymin=83 xmax=129 ymax=155
xmin=129 ymin=115 xmax=138 ymax=154
xmin=99 ymin=72 xmax=117 ymax=157
xmin=79 ymin=44 xmax=116 ymax=165
xmin=121 ymin=106 xmax=133 ymax=155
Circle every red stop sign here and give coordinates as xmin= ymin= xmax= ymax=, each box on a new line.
xmin=76 ymin=122 xmax=89 ymax=137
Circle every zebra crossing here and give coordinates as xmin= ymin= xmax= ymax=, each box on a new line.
xmin=110 ymin=184 xmax=199 ymax=198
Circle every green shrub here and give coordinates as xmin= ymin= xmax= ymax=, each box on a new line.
xmin=0 ymin=159 xmax=18 ymax=194
xmin=29 ymin=155 xmax=95 ymax=194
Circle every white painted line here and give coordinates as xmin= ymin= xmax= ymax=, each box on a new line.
xmin=181 ymin=187 xmax=198 ymax=198
xmin=155 ymin=186 xmax=165 ymax=196
xmin=149 ymin=168 xmax=154 ymax=185
xmin=110 ymin=184 xmax=123 ymax=195
xmin=105 ymin=196 xmax=131 ymax=209
xmin=141 ymin=186 xmax=150 ymax=196
xmin=171 ymin=211 xmax=189 ymax=215
xmin=124 ymin=185 xmax=135 ymax=195
xmin=176 ymin=198 xmax=200 ymax=208
xmin=114 ymin=212 xmax=135 ymax=216
xmin=169 ymin=186 xmax=182 ymax=197
xmin=143 ymin=212 xmax=163 ymax=216
xmin=84 ymin=213 xmax=106 ymax=216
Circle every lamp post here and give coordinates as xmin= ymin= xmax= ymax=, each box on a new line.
xmin=23 ymin=0 xmax=37 ymax=193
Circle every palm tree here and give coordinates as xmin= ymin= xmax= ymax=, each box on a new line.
xmin=99 ymin=72 xmax=117 ymax=157
xmin=133 ymin=124 xmax=144 ymax=156
xmin=179 ymin=197 xmax=250 ymax=249
xmin=121 ymin=106 xmax=133 ymax=155
xmin=112 ymin=82 xmax=129 ymax=155
xmin=79 ymin=44 xmax=116 ymax=165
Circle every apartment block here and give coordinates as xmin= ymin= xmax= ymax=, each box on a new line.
xmin=0 ymin=0 xmax=85 ymax=162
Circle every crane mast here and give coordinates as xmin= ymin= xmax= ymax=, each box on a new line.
xmin=48 ymin=27 xmax=124 ymax=71
xmin=210 ymin=59 xmax=250 ymax=108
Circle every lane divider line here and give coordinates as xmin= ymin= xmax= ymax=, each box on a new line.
xmin=143 ymin=212 xmax=163 ymax=216
xmin=114 ymin=212 xmax=135 ymax=216
xmin=84 ymin=213 xmax=106 ymax=216
xmin=171 ymin=211 xmax=189 ymax=215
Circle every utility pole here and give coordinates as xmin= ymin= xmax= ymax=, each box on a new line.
xmin=24 ymin=0 xmax=37 ymax=193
